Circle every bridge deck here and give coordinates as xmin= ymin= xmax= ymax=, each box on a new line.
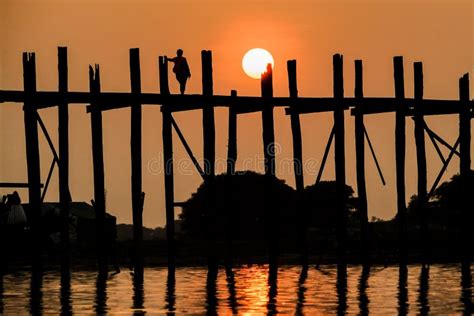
xmin=0 ymin=90 xmax=472 ymax=115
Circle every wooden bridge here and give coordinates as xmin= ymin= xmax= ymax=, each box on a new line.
xmin=0 ymin=47 xmax=472 ymax=275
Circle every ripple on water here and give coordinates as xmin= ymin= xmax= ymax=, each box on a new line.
xmin=0 ymin=264 xmax=471 ymax=314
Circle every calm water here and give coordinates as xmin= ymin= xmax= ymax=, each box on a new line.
xmin=0 ymin=264 xmax=472 ymax=314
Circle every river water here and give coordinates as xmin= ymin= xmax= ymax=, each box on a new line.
xmin=0 ymin=264 xmax=472 ymax=314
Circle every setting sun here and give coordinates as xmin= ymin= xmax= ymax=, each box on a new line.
xmin=242 ymin=48 xmax=274 ymax=79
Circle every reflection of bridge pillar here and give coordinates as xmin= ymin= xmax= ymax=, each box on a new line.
xmin=333 ymin=54 xmax=347 ymax=265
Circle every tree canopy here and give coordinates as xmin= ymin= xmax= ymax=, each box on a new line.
xmin=179 ymin=171 xmax=358 ymax=240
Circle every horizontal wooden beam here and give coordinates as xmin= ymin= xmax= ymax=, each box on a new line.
xmin=1 ymin=90 xmax=472 ymax=114
xmin=0 ymin=182 xmax=44 ymax=188
xmin=350 ymin=99 xmax=471 ymax=116
xmin=173 ymin=201 xmax=188 ymax=208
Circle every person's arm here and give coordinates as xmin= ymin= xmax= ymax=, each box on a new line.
xmin=166 ymin=56 xmax=177 ymax=62
xmin=184 ymin=60 xmax=191 ymax=77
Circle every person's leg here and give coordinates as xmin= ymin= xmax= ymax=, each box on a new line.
xmin=178 ymin=76 xmax=187 ymax=94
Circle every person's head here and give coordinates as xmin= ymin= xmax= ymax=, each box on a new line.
xmin=177 ymin=49 xmax=183 ymax=57
xmin=12 ymin=191 xmax=20 ymax=204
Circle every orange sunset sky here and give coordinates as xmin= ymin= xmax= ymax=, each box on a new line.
xmin=0 ymin=0 xmax=472 ymax=227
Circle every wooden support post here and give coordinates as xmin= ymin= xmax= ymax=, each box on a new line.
xmin=130 ymin=48 xmax=144 ymax=270
xmin=414 ymin=62 xmax=429 ymax=265
xmin=333 ymin=54 xmax=346 ymax=265
xmin=23 ymin=52 xmax=42 ymax=270
xmin=202 ymin=50 xmax=215 ymax=177
xmin=261 ymin=63 xmax=277 ymax=265
xmin=287 ymin=59 xmax=307 ymax=266
xmin=458 ymin=73 xmax=470 ymax=264
xmin=354 ymin=59 xmax=369 ymax=264
xmin=227 ymin=90 xmax=238 ymax=175
xmin=225 ymin=90 xmax=238 ymax=268
xmin=201 ymin=50 xmax=218 ymax=271
xmin=58 ymin=47 xmax=70 ymax=254
xmin=159 ymin=56 xmax=175 ymax=268
xmin=262 ymin=64 xmax=276 ymax=176
xmin=89 ymin=64 xmax=107 ymax=276
xmin=394 ymin=56 xmax=407 ymax=263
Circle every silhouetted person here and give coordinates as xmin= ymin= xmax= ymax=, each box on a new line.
xmin=166 ymin=49 xmax=191 ymax=94
xmin=5 ymin=191 xmax=27 ymax=225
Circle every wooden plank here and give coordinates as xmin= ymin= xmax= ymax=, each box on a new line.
xmin=130 ymin=48 xmax=144 ymax=270
xmin=159 ymin=56 xmax=175 ymax=268
xmin=414 ymin=62 xmax=429 ymax=265
xmin=394 ymin=56 xmax=407 ymax=263
xmin=57 ymin=47 xmax=71 ymax=256
xmin=354 ymin=59 xmax=369 ymax=264
xmin=22 ymin=52 xmax=42 ymax=270
xmin=89 ymin=64 xmax=107 ymax=276
xmin=287 ymin=59 xmax=307 ymax=266
xmin=333 ymin=54 xmax=347 ymax=266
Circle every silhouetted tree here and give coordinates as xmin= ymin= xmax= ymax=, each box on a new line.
xmin=406 ymin=170 xmax=474 ymax=229
xmin=179 ymin=171 xmax=295 ymax=240
xmin=179 ymin=172 xmax=358 ymax=241
xmin=303 ymin=181 xmax=358 ymax=229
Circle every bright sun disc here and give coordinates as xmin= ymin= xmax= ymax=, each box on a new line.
xmin=242 ymin=48 xmax=274 ymax=79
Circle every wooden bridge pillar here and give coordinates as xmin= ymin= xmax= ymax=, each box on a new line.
xmin=130 ymin=48 xmax=144 ymax=270
xmin=262 ymin=64 xmax=276 ymax=176
xmin=354 ymin=59 xmax=370 ymax=264
xmin=89 ymin=64 xmax=107 ymax=276
xmin=58 ymin=47 xmax=70 ymax=253
xmin=201 ymin=50 xmax=218 ymax=271
xmin=287 ymin=60 xmax=307 ymax=266
xmin=393 ymin=56 xmax=407 ymax=263
xmin=458 ymin=73 xmax=471 ymax=264
xmin=227 ymin=90 xmax=238 ymax=175
xmin=225 ymin=90 xmax=238 ymax=268
xmin=413 ymin=62 xmax=429 ymax=264
xmin=159 ymin=56 xmax=175 ymax=268
xmin=202 ymin=50 xmax=215 ymax=177
xmin=261 ymin=63 xmax=278 ymax=265
xmin=333 ymin=54 xmax=347 ymax=266
xmin=23 ymin=52 xmax=42 ymax=270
